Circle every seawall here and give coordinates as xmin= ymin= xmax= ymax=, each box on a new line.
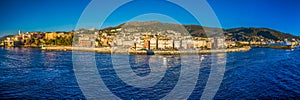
xmin=41 ymin=46 xmax=251 ymax=55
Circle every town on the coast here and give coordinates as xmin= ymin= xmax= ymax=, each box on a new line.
xmin=1 ymin=21 xmax=299 ymax=54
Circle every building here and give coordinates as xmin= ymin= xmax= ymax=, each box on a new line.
xmin=116 ymin=28 xmax=122 ymax=32
xmin=78 ymin=34 xmax=93 ymax=47
xmin=174 ymin=40 xmax=181 ymax=49
xmin=186 ymin=39 xmax=194 ymax=49
xmin=18 ymin=30 xmax=22 ymax=35
xmin=123 ymin=40 xmax=134 ymax=47
xmin=164 ymin=39 xmax=173 ymax=49
xmin=45 ymin=32 xmax=57 ymax=40
xmin=57 ymin=32 xmax=67 ymax=38
xmin=79 ymin=40 xmax=93 ymax=47
xmin=150 ymin=38 xmax=157 ymax=50
xmin=114 ymin=37 xmax=124 ymax=46
xmin=238 ymin=41 xmax=250 ymax=45
xmin=0 ymin=41 xmax=4 ymax=46
xmin=206 ymin=41 xmax=212 ymax=49
xmin=181 ymin=40 xmax=187 ymax=49
xmin=193 ymin=39 xmax=207 ymax=49
xmin=101 ymin=38 xmax=109 ymax=47
xmin=4 ymin=37 xmax=14 ymax=47
xmin=214 ymin=37 xmax=226 ymax=49
xmin=226 ymin=41 xmax=236 ymax=48
xmin=143 ymin=40 xmax=150 ymax=50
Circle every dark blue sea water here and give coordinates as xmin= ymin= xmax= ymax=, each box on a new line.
xmin=1 ymin=47 xmax=300 ymax=99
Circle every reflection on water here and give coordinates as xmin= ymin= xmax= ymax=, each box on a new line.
xmin=128 ymin=55 xmax=181 ymax=77
xmin=98 ymin=54 xmax=182 ymax=99
xmin=129 ymin=55 xmax=151 ymax=77
xmin=1 ymin=47 xmax=300 ymax=99
xmin=0 ymin=48 xmax=84 ymax=99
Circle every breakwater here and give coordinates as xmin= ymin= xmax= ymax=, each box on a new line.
xmin=41 ymin=46 xmax=251 ymax=54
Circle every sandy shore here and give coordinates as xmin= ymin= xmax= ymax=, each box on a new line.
xmin=41 ymin=46 xmax=251 ymax=55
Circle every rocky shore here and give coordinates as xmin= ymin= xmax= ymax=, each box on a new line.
xmin=41 ymin=46 xmax=251 ymax=55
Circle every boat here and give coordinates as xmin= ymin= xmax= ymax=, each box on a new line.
xmin=268 ymin=40 xmax=294 ymax=49
xmin=41 ymin=45 xmax=46 ymax=50
xmin=146 ymin=50 xmax=155 ymax=55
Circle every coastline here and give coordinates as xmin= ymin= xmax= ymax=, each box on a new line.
xmin=40 ymin=46 xmax=251 ymax=54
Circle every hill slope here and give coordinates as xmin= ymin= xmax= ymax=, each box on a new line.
xmin=111 ymin=21 xmax=299 ymax=41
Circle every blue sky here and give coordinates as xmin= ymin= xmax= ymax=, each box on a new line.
xmin=0 ymin=0 xmax=299 ymax=36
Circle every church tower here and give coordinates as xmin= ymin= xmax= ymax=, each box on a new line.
xmin=18 ymin=30 xmax=22 ymax=35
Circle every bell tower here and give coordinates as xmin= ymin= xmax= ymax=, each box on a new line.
xmin=18 ymin=30 xmax=22 ymax=35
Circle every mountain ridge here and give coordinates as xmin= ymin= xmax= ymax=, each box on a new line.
xmin=1 ymin=21 xmax=299 ymax=42
xmin=110 ymin=21 xmax=300 ymax=41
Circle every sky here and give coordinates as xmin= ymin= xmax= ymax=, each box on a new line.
xmin=0 ymin=0 xmax=299 ymax=37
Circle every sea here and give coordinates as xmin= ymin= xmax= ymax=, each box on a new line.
xmin=1 ymin=47 xmax=300 ymax=99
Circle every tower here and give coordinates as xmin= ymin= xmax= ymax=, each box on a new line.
xmin=18 ymin=30 xmax=21 ymax=35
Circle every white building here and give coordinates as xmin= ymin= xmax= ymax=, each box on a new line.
xmin=174 ymin=40 xmax=181 ymax=49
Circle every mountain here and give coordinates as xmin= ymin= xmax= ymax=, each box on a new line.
xmin=2 ymin=21 xmax=294 ymax=42
xmin=183 ymin=25 xmax=223 ymax=37
xmin=120 ymin=21 xmax=189 ymax=35
xmin=107 ymin=21 xmax=299 ymax=41
xmin=225 ymin=27 xmax=300 ymax=41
